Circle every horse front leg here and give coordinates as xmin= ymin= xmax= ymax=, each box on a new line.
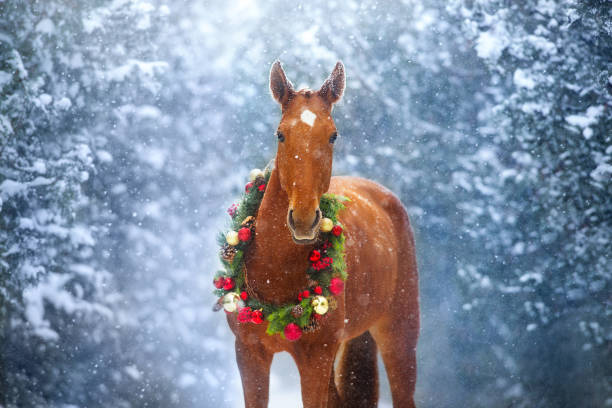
xmin=235 ymin=339 xmax=274 ymax=408
xmin=293 ymin=342 xmax=340 ymax=408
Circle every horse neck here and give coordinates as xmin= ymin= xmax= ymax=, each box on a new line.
xmin=246 ymin=168 xmax=311 ymax=304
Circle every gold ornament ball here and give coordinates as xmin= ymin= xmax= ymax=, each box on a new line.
xmin=226 ymin=230 xmax=240 ymax=246
xmin=320 ymin=218 xmax=334 ymax=232
xmin=311 ymin=296 xmax=329 ymax=315
xmin=222 ymin=292 xmax=240 ymax=313
xmin=249 ymin=168 xmax=264 ymax=181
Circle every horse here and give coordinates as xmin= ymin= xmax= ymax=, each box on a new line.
xmin=227 ymin=61 xmax=420 ymax=408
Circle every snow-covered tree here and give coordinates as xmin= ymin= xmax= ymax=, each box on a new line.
xmin=0 ymin=1 xmax=168 ymax=406
xmin=451 ymin=1 xmax=612 ymax=406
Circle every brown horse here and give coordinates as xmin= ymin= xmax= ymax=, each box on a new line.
xmin=227 ymin=61 xmax=419 ymax=408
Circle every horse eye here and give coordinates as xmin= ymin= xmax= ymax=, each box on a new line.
xmin=277 ymin=131 xmax=285 ymax=142
xmin=329 ymin=132 xmax=338 ymax=144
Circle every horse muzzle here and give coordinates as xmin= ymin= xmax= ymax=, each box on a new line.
xmin=287 ymin=207 xmax=321 ymax=244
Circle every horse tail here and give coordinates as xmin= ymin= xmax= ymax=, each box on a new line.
xmin=328 ymin=330 xmax=379 ymax=407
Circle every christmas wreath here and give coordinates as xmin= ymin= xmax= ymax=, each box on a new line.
xmin=213 ymin=167 xmax=348 ymax=341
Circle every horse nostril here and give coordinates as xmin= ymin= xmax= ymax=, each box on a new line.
xmin=288 ymin=209 xmax=295 ymax=229
xmin=312 ymin=208 xmax=321 ymax=229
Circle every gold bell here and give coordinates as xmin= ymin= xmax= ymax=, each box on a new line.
xmin=311 ymin=296 xmax=329 ymax=315
xmin=226 ymin=230 xmax=239 ymax=246
xmin=249 ymin=168 xmax=264 ymax=181
xmin=222 ymin=292 xmax=240 ymax=313
xmin=320 ymin=218 xmax=334 ymax=233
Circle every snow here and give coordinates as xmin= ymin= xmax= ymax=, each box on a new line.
xmin=54 ymin=97 xmax=72 ymax=110
xmin=70 ymin=225 xmax=95 ymax=246
xmin=526 ymin=35 xmax=557 ymax=55
xmin=96 ymin=150 xmax=113 ymax=163
xmin=24 ymin=272 xmax=113 ymax=340
xmin=520 ymin=101 xmax=551 ymax=115
xmin=0 ymin=177 xmax=54 ymax=198
xmin=0 ymin=179 xmax=26 ymax=197
xmin=0 ymin=70 xmax=12 ymax=87
xmin=514 ymin=69 xmax=536 ymax=89
xmin=519 ymin=272 xmax=543 ymax=284
xmin=565 ymin=105 xmax=604 ymax=139
xmin=39 ymin=93 xmax=53 ymax=105
xmin=0 ymin=114 xmax=13 ymax=135
xmin=83 ymin=14 xmax=103 ymax=34
xmin=475 ymin=27 xmax=509 ymax=61
xmin=590 ymin=163 xmax=612 ymax=182
xmin=125 ymin=365 xmax=142 ymax=380
xmin=105 ymin=59 xmax=168 ymax=82
xmin=141 ymin=147 xmax=167 ymax=169
xmin=35 ymin=18 xmax=55 ymax=34
xmin=178 ymin=373 xmax=197 ymax=388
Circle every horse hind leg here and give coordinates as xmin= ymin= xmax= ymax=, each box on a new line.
xmin=328 ymin=331 xmax=379 ymax=408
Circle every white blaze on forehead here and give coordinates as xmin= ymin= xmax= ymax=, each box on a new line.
xmin=300 ymin=109 xmax=317 ymax=127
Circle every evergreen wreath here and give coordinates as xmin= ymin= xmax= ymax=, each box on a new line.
xmin=213 ymin=167 xmax=349 ymax=341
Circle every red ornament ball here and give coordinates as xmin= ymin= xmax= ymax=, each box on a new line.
xmin=309 ymin=250 xmax=321 ymax=262
xmin=284 ymin=323 xmax=302 ymax=341
xmin=258 ymin=183 xmax=266 ymax=192
xmin=329 ymin=277 xmax=344 ymax=295
xmin=332 ymin=225 xmax=343 ymax=237
xmin=251 ymin=310 xmax=264 ymax=324
xmin=223 ymin=277 xmax=235 ymax=291
xmin=302 ymin=290 xmax=310 ymax=299
xmin=245 ymin=181 xmax=254 ymax=192
xmin=213 ymin=277 xmax=224 ymax=289
xmin=238 ymin=227 xmax=252 ymax=242
xmin=314 ymin=286 xmax=323 ymax=295
xmin=240 ymin=291 xmax=248 ymax=301
xmin=238 ymin=307 xmax=252 ymax=323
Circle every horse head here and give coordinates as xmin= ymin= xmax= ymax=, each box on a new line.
xmin=269 ymin=60 xmax=345 ymax=244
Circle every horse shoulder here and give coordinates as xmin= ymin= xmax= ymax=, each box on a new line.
xmin=329 ymin=176 xmax=409 ymax=221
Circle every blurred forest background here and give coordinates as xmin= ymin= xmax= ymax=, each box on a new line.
xmin=1 ymin=0 xmax=610 ymax=407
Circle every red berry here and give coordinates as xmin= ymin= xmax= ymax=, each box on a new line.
xmin=298 ymin=294 xmax=303 ymax=302
xmin=227 ymin=203 xmax=238 ymax=217
xmin=223 ymin=277 xmax=235 ymax=290
xmin=322 ymin=257 xmax=333 ymax=267
xmin=251 ymin=310 xmax=264 ymax=324
xmin=329 ymin=277 xmax=344 ymax=295
xmin=284 ymin=323 xmax=302 ymax=341
xmin=302 ymin=290 xmax=310 ymax=299
xmin=332 ymin=225 xmax=343 ymax=237
xmin=238 ymin=307 xmax=252 ymax=323
xmin=238 ymin=227 xmax=252 ymax=242
xmin=313 ymin=313 xmax=323 ymax=321
xmin=314 ymin=286 xmax=322 ymax=295
xmin=214 ymin=277 xmax=224 ymax=289
xmin=240 ymin=291 xmax=248 ymax=301
xmin=258 ymin=183 xmax=266 ymax=192
xmin=309 ymin=250 xmax=321 ymax=262
xmin=245 ymin=181 xmax=254 ymax=192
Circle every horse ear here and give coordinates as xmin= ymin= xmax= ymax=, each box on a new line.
xmin=319 ymin=61 xmax=345 ymax=105
xmin=270 ymin=60 xmax=294 ymax=106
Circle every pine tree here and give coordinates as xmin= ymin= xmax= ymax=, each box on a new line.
xmin=452 ymin=0 xmax=611 ymax=405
